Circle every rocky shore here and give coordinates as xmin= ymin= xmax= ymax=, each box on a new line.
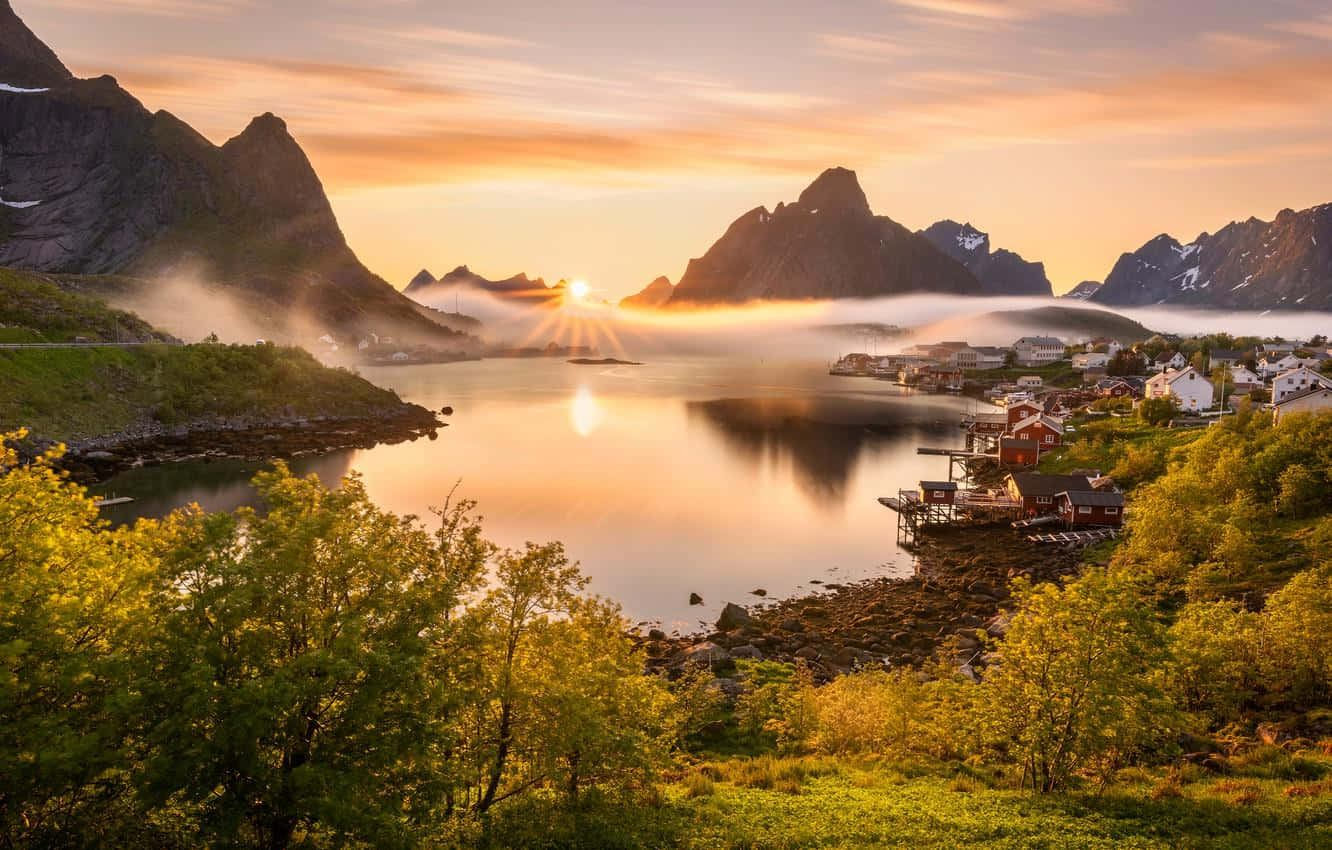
xmin=640 ymin=525 xmax=1088 ymax=681
xmin=43 ymin=405 xmax=444 ymax=484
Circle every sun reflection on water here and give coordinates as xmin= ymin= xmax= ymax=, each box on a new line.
xmin=570 ymin=386 xmax=604 ymax=437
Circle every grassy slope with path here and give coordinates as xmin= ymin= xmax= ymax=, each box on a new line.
xmin=0 ymin=268 xmax=422 ymax=441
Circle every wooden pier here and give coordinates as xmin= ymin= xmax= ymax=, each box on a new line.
xmin=880 ymin=486 xmax=1022 ymax=546
xmin=914 ymin=447 xmax=996 ymax=484
xmin=1026 ymin=528 xmax=1119 ymax=545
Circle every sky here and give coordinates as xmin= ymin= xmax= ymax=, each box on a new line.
xmin=19 ymin=0 xmax=1332 ymax=298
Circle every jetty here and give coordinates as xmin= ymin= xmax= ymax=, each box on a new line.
xmin=1026 ymin=528 xmax=1119 ymax=545
xmin=880 ymin=482 xmax=1023 ymax=545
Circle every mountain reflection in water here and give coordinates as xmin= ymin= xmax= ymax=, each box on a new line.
xmin=92 ymin=357 xmax=988 ymax=626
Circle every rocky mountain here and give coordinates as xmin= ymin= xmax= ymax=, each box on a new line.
xmin=1062 ymin=280 xmax=1102 ymax=300
xmin=1091 ymin=204 xmax=1332 ymax=309
xmin=0 ymin=0 xmax=470 ymax=348
xmin=404 ymin=265 xmax=561 ymax=306
xmin=619 ymin=276 xmax=674 ymax=309
xmin=919 ymin=220 xmax=1052 ymax=297
xmin=667 ymin=168 xmax=980 ymax=305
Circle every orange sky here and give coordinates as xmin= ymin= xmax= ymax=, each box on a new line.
xmin=21 ymin=0 xmax=1332 ymax=298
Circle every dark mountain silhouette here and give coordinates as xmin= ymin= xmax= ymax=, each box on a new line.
xmin=1092 ymin=204 xmax=1332 ymax=309
xmin=1062 ymin=280 xmax=1102 ymax=300
xmin=668 ymin=168 xmax=981 ymax=305
xmin=919 ymin=220 xmax=1052 ymax=297
xmin=620 ymin=276 xmax=674 ymax=309
xmin=403 ymin=265 xmax=561 ymax=307
xmin=0 ymin=0 xmax=470 ymax=347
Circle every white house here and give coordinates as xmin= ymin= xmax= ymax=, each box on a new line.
xmin=1017 ymin=375 xmax=1043 ymax=389
xmin=1271 ymin=366 xmax=1332 ymax=404
xmin=1273 ymin=387 xmax=1332 ymax=424
xmin=1222 ymin=366 xmax=1263 ymax=393
xmin=1144 ymin=367 xmax=1214 ymax=412
xmin=1072 ymin=352 xmax=1109 ymax=372
xmin=1152 ymin=351 xmax=1187 ymax=373
xmin=1014 ymin=337 xmax=1064 ymax=366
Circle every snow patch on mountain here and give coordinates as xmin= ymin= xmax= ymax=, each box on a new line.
xmin=957 ymin=230 xmax=986 ymax=251
xmin=0 ymin=198 xmax=40 ymax=209
xmin=0 ymin=83 xmax=49 ymax=94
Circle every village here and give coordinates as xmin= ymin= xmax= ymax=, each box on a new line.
xmin=850 ymin=332 xmax=1332 ymax=546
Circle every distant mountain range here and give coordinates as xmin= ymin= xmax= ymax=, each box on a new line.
xmin=404 ymin=266 xmax=564 ymax=307
xmin=1090 ymin=204 xmax=1332 ymax=310
xmin=918 ymin=220 xmax=1052 ymax=297
xmin=666 ymin=168 xmax=981 ymax=305
xmin=0 ymin=0 xmax=470 ymax=348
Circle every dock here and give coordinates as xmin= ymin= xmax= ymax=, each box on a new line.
xmin=914 ymin=446 xmax=997 ymax=483
xmin=1026 ymin=528 xmax=1119 ymax=545
xmin=880 ymin=485 xmax=1022 ymax=545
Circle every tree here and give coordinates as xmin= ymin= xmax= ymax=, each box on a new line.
xmin=1003 ymin=349 xmax=1018 ymax=369
xmin=136 ymin=464 xmax=490 ymax=849
xmin=0 ymin=433 xmax=156 ymax=846
xmin=1138 ymin=396 xmax=1179 ymax=426
xmin=1261 ymin=565 xmax=1332 ymax=703
xmin=1277 ymin=463 xmax=1324 ymax=518
xmin=984 ymin=569 xmax=1176 ymax=792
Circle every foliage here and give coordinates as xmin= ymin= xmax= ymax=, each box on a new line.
xmin=0 ymin=268 xmax=168 ymax=344
xmin=983 ymin=568 xmax=1178 ymax=792
xmin=1138 ymin=396 xmax=1180 ymax=426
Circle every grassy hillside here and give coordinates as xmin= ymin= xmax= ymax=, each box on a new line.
xmin=982 ymin=305 xmax=1154 ymax=341
xmin=0 ymin=268 xmax=171 ymax=343
xmin=0 ymin=270 xmax=417 ymax=440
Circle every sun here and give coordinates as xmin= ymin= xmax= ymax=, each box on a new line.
xmin=569 ymin=279 xmax=591 ymax=300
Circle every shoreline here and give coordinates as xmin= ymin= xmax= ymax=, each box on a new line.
xmin=640 ymin=524 xmax=1087 ymax=681
xmin=41 ymin=405 xmax=444 ymax=485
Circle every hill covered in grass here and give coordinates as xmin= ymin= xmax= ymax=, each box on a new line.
xmin=0 ymin=270 xmax=435 ymax=447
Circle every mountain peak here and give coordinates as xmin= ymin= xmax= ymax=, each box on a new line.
xmin=406 ymin=269 xmax=437 ymax=292
xmin=796 ymin=167 xmax=871 ymax=216
xmin=0 ymin=0 xmax=73 ymax=86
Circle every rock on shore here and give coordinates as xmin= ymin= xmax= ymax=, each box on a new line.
xmin=641 ymin=525 xmax=1086 ymax=681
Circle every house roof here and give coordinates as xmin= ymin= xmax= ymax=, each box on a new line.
xmin=1013 ymin=413 xmax=1064 ymax=433
xmin=1155 ymin=351 xmax=1180 ymax=363
xmin=1016 ymin=336 xmax=1062 ymax=346
xmin=920 ymin=481 xmax=958 ymax=491
xmin=1007 ymin=473 xmax=1095 ymax=497
xmin=1057 ymin=490 xmax=1125 ymax=508
xmin=1209 ymin=349 xmax=1242 ymax=360
xmin=1273 ymin=386 xmax=1332 ymax=408
xmin=1000 ymin=437 xmax=1038 ymax=449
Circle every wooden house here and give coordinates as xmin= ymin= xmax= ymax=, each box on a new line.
xmin=1012 ymin=413 xmax=1064 ymax=447
xmin=919 ymin=481 xmax=958 ymax=505
xmin=1055 ymin=490 xmax=1124 ymax=527
xmin=1004 ymin=473 xmax=1095 ymax=516
xmin=999 ymin=437 xmax=1039 ymax=467
xmin=1006 ymin=399 xmax=1044 ymax=426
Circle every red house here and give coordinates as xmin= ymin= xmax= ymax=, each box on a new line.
xmin=1012 ymin=413 xmax=1064 ymax=447
xmin=1055 ymin=490 xmax=1125 ymax=527
xmin=1006 ymin=400 xmax=1043 ymax=427
xmin=918 ymin=481 xmax=957 ymax=505
xmin=966 ymin=412 xmax=1009 ymax=436
xmin=999 ymin=437 xmax=1039 ymax=467
xmin=1005 ymin=473 xmax=1096 ymax=516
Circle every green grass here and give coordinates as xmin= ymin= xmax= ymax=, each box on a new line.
xmin=0 ymin=267 xmax=166 ymax=343
xmin=471 ymin=757 xmax=1332 ymax=849
xmin=0 ymin=343 xmax=410 ymax=440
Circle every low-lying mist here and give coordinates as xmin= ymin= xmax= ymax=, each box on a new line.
xmin=414 ymin=286 xmax=1332 ymax=360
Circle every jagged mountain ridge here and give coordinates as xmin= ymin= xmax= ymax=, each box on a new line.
xmin=404 ymin=265 xmax=561 ymax=307
xmin=0 ymin=0 xmax=469 ymax=347
xmin=1091 ymin=204 xmax=1332 ymax=309
xmin=619 ymin=276 xmax=674 ymax=309
xmin=1062 ymin=280 xmax=1103 ymax=300
xmin=667 ymin=168 xmax=981 ymax=305
xmin=919 ymin=220 xmax=1052 ymax=297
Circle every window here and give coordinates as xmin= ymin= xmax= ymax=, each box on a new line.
xmin=1078 ymin=506 xmax=1092 ymax=515
xmin=933 ymin=491 xmax=947 ymax=499
xmin=1045 ymin=435 xmax=1055 ymax=444
xmin=1106 ymin=507 xmax=1120 ymax=515
xmin=1037 ymin=496 xmax=1051 ymax=504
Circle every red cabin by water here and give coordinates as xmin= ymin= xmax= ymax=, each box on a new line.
xmin=1055 ymin=490 xmax=1125 ymax=527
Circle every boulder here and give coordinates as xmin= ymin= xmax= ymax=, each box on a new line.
xmin=716 ymin=602 xmax=755 ymax=632
xmin=689 ymin=592 xmax=703 ymax=606
xmin=647 ymin=628 xmax=666 ymax=641
xmin=731 ymin=645 xmax=763 ymax=661
xmin=794 ymin=646 xmax=820 ymax=661
xmin=779 ymin=618 xmax=805 ymax=633
xmin=681 ymin=641 xmax=731 ymax=668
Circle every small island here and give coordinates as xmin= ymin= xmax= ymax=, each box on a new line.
xmin=568 ymin=357 xmax=643 ymax=366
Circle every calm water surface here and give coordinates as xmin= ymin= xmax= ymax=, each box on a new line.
xmin=96 ymin=357 xmax=985 ymax=629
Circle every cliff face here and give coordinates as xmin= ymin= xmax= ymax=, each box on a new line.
xmin=0 ymin=0 xmax=469 ymax=347
xmin=619 ymin=276 xmax=674 ymax=309
xmin=668 ymin=168 xmax=980 ymax=305
xmin=919 ymin=220 xmax=1053 ymax=297
xmin=1092 ymin=204 xmax=1332 ymax=309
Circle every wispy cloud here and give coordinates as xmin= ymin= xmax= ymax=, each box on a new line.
xmin=813 ymin=34 xmax=914 ymax=63
xmin=888 ymin=0 xmax=1121 ymax=21
xmin=1268 ymin=12 xmax=1332 ymax=42
xmin=41 ymin=0 xmax=253 ymax=17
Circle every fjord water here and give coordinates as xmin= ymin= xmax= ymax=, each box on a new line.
xmin=97 ymin=357 xmax=977 ymax=630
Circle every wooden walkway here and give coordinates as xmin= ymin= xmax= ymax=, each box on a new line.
xmin=1026 ymin=528 xmax=1119 ymax=544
